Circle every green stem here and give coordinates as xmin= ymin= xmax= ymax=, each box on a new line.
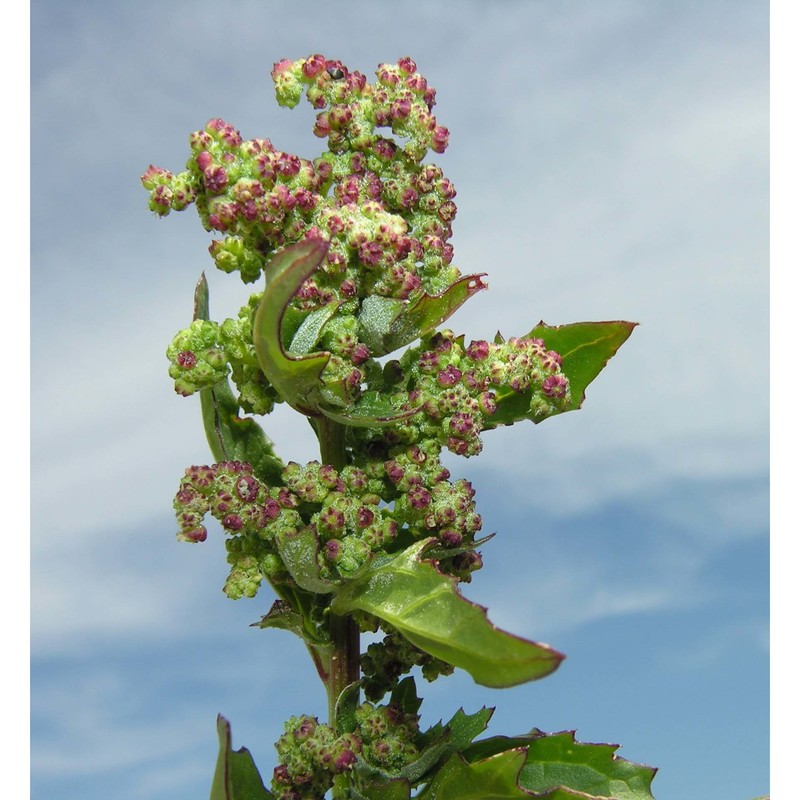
xmin=316 ymin=415 xmax=360 ymax=731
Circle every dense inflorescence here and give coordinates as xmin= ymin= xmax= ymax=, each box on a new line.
xmin=272 ymin=715 xmax=360 ymax=799
xmin=271 ymin=702 xmax=422 ymax=799
xmin=361 ymin=627 xmax=455 ymax=702
xmin=173 ymin=446 xmax=487 ymax=599
xmin=151 ymin=55 xmax=479 ymax=421
xmin=153 ymin=56 xmax=584 ymax=797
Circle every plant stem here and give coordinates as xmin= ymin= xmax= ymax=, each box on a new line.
xmin=316 ymin=415 xmax=360 ymax=730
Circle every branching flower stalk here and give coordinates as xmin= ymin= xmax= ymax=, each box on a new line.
xmin=144 ymin=55 xmax=655 ymax=800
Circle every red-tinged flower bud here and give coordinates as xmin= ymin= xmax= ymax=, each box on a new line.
xmin=446 ymin=437 xmax=469 ymax=456
xmin=207 ymin=118 xmax=242 ymax=147
xmin=462 ymin=370 xmax=482 ymax=391
xmin=397 ymin=57 xmax=417 ymax=74
xmin=325 ymin=539 xmax=341 ymax=561
xmin=195 ymin=150 xmax=213 ymax=171
xmin=438 ymin=178 xmax=457 ymax=200
xmin=278 ymin=488 xmax=299 ymax=508
xmin=398 ymin=272 xmax=422 ymax=300
xmin=151 ymin=184 xmax=173 ymax=210
xmin=449 ymin=412 xmax=474 ymax=435
xmin=302 ymin=54 xmax=326 ymax=77
xmin=373 ymin=138 xmax=397 ymax=160
xmin=179 ymin=526 xmax=207 ymax=543
xmin=313 ymin=113 xmax=331 ymax=138
xmin=357 ymin=507 xmax=375 ymax=528
xmin=222 ymin=513 xmax=244 ymax=532
xmin=273 ymin=764 xmax=292 ymax=785
xmin=437 ymin=365 xmax=462 ymax=387
xmin=358 ymin=240 xmax=383 ymax=266
xmin=440 ymin=528 xmax=463 ymax=547
xmin=385 ymin=460 xmax=405 ymax=484
xmin=235 ymin=475 xmax=259 ymax=502
xmin=141 ymin=164 xmax=172 ymax=190
xmin=391 ymin=97 xmax=412 ymax=119
xmin=334 ymin=749 xmax=357 ymax=772
xmin=204 ymin=165 xmax=228 ymax=193
xmin=176 ymin=350 xmax=197 ymax=368
xmin=294 ymin=717 xmax=317 ymax=739
xmin=276 ymin=153 xmax=301 ymax=177
xmin=318 ymin=506 xmax=346 ymax=534
xmin=352 ymin=343 xmax=370 ymax=364
xmin=466 ymin=340 xmax=490 ymax=360
xmin=263 ymin=498 xmax=281 ymax=520
xmin=542 ymin=350 xmax=563 ymax=370
xmin=272 ymin=58 xmax=293 ymax=76
xmin=542 ymin=374 xmax=569 ymax=398
xmin=432 ymin=125 xmax=450 ymax=153
xmin=408 ymin=485 xmax=432 ymax=509
xmin=438 ymin=200 xmax=457 ymax=222
xmin=479 ymin=392 xmax=498 ymax=415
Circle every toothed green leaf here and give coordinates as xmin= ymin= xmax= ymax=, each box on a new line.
xmin=488 ymin=321 xmax=636 ymax=428
xmin=464 ymin=731 xmax=656 ymax=799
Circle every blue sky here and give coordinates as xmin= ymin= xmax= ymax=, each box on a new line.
xmin=30 ymin=2 xmax=768 ymax=798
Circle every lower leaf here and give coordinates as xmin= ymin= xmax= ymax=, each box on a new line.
xmin=210 ymin=715 xmax=272 ymax=800
xmin=331 ymin=540 xmax=564 ymax=688
xmin=465 ymin=731 xmax=657 ymax=800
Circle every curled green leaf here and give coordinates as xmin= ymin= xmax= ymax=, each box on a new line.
xmin=253 ymin=240 xmax=332 ymax=415
xmin=275 ymin=524 xmax=336 ymax=594
xmin=331 ymin=540 xmax=564 ymax=688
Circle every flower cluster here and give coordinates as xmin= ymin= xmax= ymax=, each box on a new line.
xmin=143 ymin=55 xmax=459 ymax=299
xmin=150 ymin=56 xmax=475 ymax=421
xmin=272 ymin=715 xmax=360 ymax=800
xmin=168 ymin=292 xmax=284 ymax=414
xmin=166 ymin=319 xmax=229 ymax=397
xmin=271 ymin=701 xmax=422 ymax=798
xmin=361 ymin=627 xmax=455 ymax=702
xmin=350 ymin=329 xmax=571 ymax=459
xmin=353 ymin=701 xmax=421 ymax=772
xmin=174 ymin=448 xmax=485 ymax=598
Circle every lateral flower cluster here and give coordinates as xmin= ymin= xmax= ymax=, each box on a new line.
xmin=357 ymin=329 xmax=572 ymax=458
xmin=272 ymin=702 xmax=421 ymax=799
xmin=174 ymin=443 xmax=485 ymax=600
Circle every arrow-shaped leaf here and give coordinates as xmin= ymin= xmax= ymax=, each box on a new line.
xmin=489 ymin=321 xmax=636 ymax=428
xmin=209 ymin=715 xmax=273 ymax=800
xmin=331 ymin=540 xmax=564 ymax=687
